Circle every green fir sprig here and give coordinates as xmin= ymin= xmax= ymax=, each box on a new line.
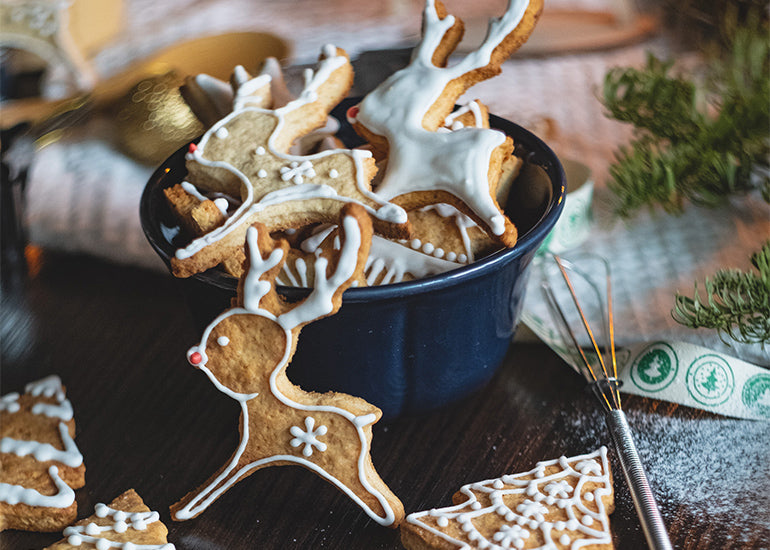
xmin=601 ymin=19 xmax=770 ymax=217
xmin=672 ymin=242 xmax=770 ymax=347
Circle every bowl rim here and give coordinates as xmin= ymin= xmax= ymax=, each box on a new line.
xmin=140 ymin=107 xmax=566 ymax=302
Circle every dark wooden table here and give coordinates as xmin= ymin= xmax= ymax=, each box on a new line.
xmin=2 ymin=251 xmax=769 ymax=549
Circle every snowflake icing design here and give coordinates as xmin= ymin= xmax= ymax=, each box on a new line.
xmin=516 ymin=499 xmax=549 ymax=522
xmin=290 ymin=416 xmax=327 ymax=457
xmin=492 ymin=524 xmax=530 ymax=549
xmin=544 ymin=480 xmax=574 ymax=498
xmin=575 ymin=459 xmax=602 ymax=476
xmin=280 ymin=161 xmax=316 ymax=184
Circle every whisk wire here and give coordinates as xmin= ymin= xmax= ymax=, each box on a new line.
xmin=551 ymin=255 xmax=621 ymax=411
xmin=541 ymin=253 xmax=672 ymax=550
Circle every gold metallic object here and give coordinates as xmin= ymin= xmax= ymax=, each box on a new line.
xmin=112 ymin=71 xmax=203 ymax=166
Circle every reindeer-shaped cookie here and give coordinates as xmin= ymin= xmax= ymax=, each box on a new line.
xmin=170 ymin=45 xmax=409 ymax=279
xmin=349 ymin=0 xmax=543 ymax=248
xmin=170 ymin=204 xmax=404 ymax=527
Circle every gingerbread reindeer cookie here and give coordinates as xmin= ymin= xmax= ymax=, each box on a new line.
xmin=349 ymin=0 xmax=543 ymax=248
xmin=401 ymin=448 xmax=615 ymax=550
xmin=0 ymin=376 xmax=86 ymax=532
xmin=170 ymin=204 xmax=404 ymax=527
xmin=170 ymin=45 xmax=409 ymax=278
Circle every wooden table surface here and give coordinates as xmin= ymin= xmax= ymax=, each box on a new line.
xmin=2 ymin=251 xmax=769 ymax=549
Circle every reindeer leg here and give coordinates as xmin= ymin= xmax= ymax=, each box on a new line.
xmin=171 ymin=401 xmax=254 ymax=521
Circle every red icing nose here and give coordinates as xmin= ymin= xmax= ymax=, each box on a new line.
xmin=346 ymin=106 xmax=359 ymax=120
xmin=189 ymin=351 xmax=202 ymax=365
xmin=188 ymin=143 xmax=198 ymax=153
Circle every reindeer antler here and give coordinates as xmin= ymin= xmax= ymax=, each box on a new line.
xmin=350 ymin=0 xmax=543 ymax=248
xmin=278 ymin=203 xmax=373 ymax=330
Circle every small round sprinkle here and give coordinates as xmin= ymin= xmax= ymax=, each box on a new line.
xmin=410 ymin=239 xmax=421 ymax=250
xmin=446 ymin=252 xmax=457 ymax=262
xmin=329 ymin=169 xmax=339 ymax=178
xmin=433 ymin=248 xmax=445 ymax=258
xmin=257 ymin=169 xmax=267 ymax=178
xmin=114 ymin=520 xmax=128 ymax=533
xmin=437 ymin=516 xmax=449 ymax=527
xmin=256 ymin=146 xmax=266 ymax=155
xmin=217 ymin=336 xmax=230 ymax=346
xmin=585 ymin=492 xmax=595 ymax=502
xmin=458 ymin=254 xmax=468 ymax=263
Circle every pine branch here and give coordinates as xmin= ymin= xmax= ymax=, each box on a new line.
xmin=672 ymin=241 xmax=770 ymax=346
xmin=601 ymin=16 xmax=770 ymax=217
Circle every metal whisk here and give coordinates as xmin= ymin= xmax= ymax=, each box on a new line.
xmin=541 ymin=254 xmax=673 ymax=550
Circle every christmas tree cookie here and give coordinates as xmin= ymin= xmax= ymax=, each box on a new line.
xmin=0 ymin=375 xmax=86 ymax=532
xmin=402 ymin=447 xmax=614 ymax=550
xmin=44 ymin=489 xmax=175 ymax=549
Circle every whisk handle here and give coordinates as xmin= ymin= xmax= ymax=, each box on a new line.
xmin=606 ymin=410 xmax=673 ymax=550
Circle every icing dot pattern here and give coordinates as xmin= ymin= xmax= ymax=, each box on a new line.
xmin=406 ymin=447 xmax=613 ymax=550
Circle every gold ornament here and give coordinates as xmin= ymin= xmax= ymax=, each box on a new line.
xmin=112 ymin=71 xmax=203 ymax=166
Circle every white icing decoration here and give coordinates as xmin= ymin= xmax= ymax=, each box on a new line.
xmin=1 ymin=421 xmax=83 ymax=467
xmin=356 ymin=0 xmax=529 ymax=236
xmin=180 ymin=181 xmax=208 ymax=202
xmin=0 ymin=375 xmax=84 ymax=508
xmin=26 ymin=375 xmax=66 ymax=400
xmin=217 ymin=336 xmax=230 ymax=346
xmin=257 ymin=169 xmax=267 ymax=178
xmin=280 ymin=160 xmax=316 ymax=184
xmin=444 ymin=100 xmax=485 ymax=130
xmin=175 ymin=46 xmax=406 ymax=262
xmin=63 ymin=504 xmax=174 ymax=549
xmin=0 ymin=393 xmax=20 ymax=413
xmin=256 ymin=146 xmax=266 ymax=155
xmin=213 ymin=198 xmax=229 ymax=216
xmin=289 ymin=416 xmax=328 ymax=457
xmin=215 ymin=127 xmax=229 ymax=139
xmin=329 ymin=168 xmax=339 ymax=178
xmin=174 ymin=218 xmax=398 ymax=526
xmin=406 ymin=447 xmax=613 ymax=549
xmin=0 ymin=465 xmax=75 ymax=508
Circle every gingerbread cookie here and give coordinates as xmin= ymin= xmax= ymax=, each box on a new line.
xmin=44 ymin=489 xmax=175 ymax=549
xmin=0 ymin=375 xmax=86 ymax=532
xmin=170 ymin=45 xmax=409 ymax=279
xmin=401 ymin=447 xmax=614 ymax=550
xmin=349 ymin=0 xmax=543 ymax=247
xmin=170 ymin=204 xmax=404 ymax=527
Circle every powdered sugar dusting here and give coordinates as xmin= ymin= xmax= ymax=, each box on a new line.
xmin=559 ymin=406 xmax=770 ymax=544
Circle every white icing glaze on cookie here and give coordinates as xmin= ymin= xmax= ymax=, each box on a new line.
xmin=176 ymin=47 xmax=406 ymax=261
xmin=356 ymin=0 xmax=530 ymax=237
xmin=0 ymin=465 xmax=75 ymax=508
xmin=63 ymin=504 xmax=175 ymax=549
xmin=0 ymin=375 xmax=82 ymax=508
xmin=406 ymin=447 xmax=613 ymax=549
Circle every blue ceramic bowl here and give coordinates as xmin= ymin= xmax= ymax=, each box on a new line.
xmin=140 ymin=98 xmax=565 ymax=419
